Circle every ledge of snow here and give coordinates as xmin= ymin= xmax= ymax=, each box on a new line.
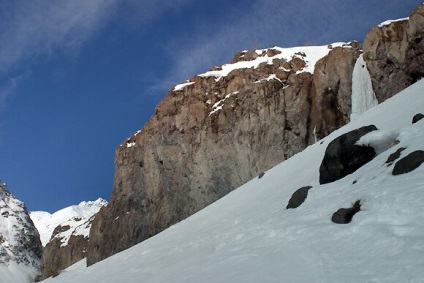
xmin=378 ymin=17 xmax=409 ymax=27
xmin=173 ymin=81 xmax=195 ymax=91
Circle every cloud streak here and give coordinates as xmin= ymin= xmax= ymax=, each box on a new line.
xmin=0 ymin=0 xmax=119 ymax=75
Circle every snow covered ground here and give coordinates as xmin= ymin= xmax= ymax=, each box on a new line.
xmin=30 ymin=199 xmax=107 ymax=246
xmin=42 ymin=80 xmax=424 ymax=282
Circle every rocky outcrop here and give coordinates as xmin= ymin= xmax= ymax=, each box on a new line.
xmin=412 ymin=113 xmax=424 ymax=124
xmin=87 ymin=43 xmax=361 ymax=265
xmin=286 ymin=186 xmax=313 ymax=209
xmin=311 ymin=42 xmax=361 ymax=140
xmin=363 ymin=4 xmax=424 ymax=102
xmin=0 ymin=182 xmax=42 ymax=281
xmin=319 ymin=125 xmax=377 ymax=185
xmin=39 ymin=216 xmax=94 ymax=280
xmin=392 ymin=150 xmax=424 ymax=175
xmin=331 ymin=200 xmax=361 ymax=224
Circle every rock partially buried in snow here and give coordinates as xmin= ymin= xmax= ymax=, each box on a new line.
xmin=331 ymin=200 xmax=361 ymax=224
xmin=356 ymin=129 xmax=399 ymax=155
xmin=286 ymin=186 xmax=313 ymax=209
xmin=386 ymin=147 xmax=406 ymax=165
xmin=319 ymin=125 xmax=377 ymax=184
xmin=392 ymin=150 xmax=424 ymax=175
xmin=412 ymin=113 xmax=424 ymax=124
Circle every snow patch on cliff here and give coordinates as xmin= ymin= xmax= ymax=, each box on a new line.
xmin=378 ymin=17 xmax=409 ymax=27
xmin=174 ymin=81 xmax=195 ymax=91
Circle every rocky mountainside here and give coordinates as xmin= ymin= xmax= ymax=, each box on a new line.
xmin=0 ymin=182 xmax=42 ymax=283
xmin=42 ymin=79 xmax=424 ymax=283
xmin=87 ymin=4 xmax=424 ymax=266
xmin=30 ymin=199 xmax=107 ymax=280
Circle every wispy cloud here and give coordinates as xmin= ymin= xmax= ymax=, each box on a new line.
xmin=0 ymin=0 xmax=196 ymax=99
xmin=0 ymin=0 xmax=120 ymax=75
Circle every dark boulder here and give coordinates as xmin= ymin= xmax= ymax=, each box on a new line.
xmin=331 ymin=200 xmax=361 ymax=224
xmin=286 ymin=186 xmax=313 ymax=209
xmin=319 ymin=125 xmax=377 ymax=184
xmin=412 ymin=113 xmax=424 ymax=124
xmin=392 ymin=150 xmax=424 ymax=175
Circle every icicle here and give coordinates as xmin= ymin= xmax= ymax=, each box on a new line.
xmin=351 ymin=54 xmax=378 ymax=120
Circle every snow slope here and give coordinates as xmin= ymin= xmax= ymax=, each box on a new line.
xmin=42 ymin=80 xmax=424 ymax=282
xmin=30 ymin=199 xmax=107 ymax=246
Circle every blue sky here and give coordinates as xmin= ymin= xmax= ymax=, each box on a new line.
xmin=0 ymin=0 xmax=419 ymax=213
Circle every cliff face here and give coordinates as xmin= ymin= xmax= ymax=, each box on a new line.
xmin=311 ymin=42 xmax=361 ymax=139
xmin=363 ymin=4 xmax=424 ymax=102
xmin=87 ymin=5 xmax=424 ymax=266
xmin=87 ymin=42 xmax=361 ymax=265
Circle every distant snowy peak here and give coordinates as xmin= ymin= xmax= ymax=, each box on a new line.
xmin=30 ymin=198 xmax=107 ymax=246
xmin=0 ymin=182 xmax=42 ymax=282
xmin=173 ymin=42 xmax=352 ymax=90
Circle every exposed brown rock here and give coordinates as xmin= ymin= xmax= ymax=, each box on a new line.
xmin=39 ymin=234 xmax=88 ymax=280
xmin=363 ymin=5 xmax=424 ymax=102
xmin=311 ymin=43 xmax=361 ymax=140
xmin=39 ymin=215 xmax=98 ymax=280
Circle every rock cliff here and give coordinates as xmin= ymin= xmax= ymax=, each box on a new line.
xmin=87 ymin=5 xmax=424 ymax=266
xmin=363 ymin=4 xmax=424 ymax=102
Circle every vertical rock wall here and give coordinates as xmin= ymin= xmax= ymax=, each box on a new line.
xmin=363 ymin=4 xmax=424 ymax=102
